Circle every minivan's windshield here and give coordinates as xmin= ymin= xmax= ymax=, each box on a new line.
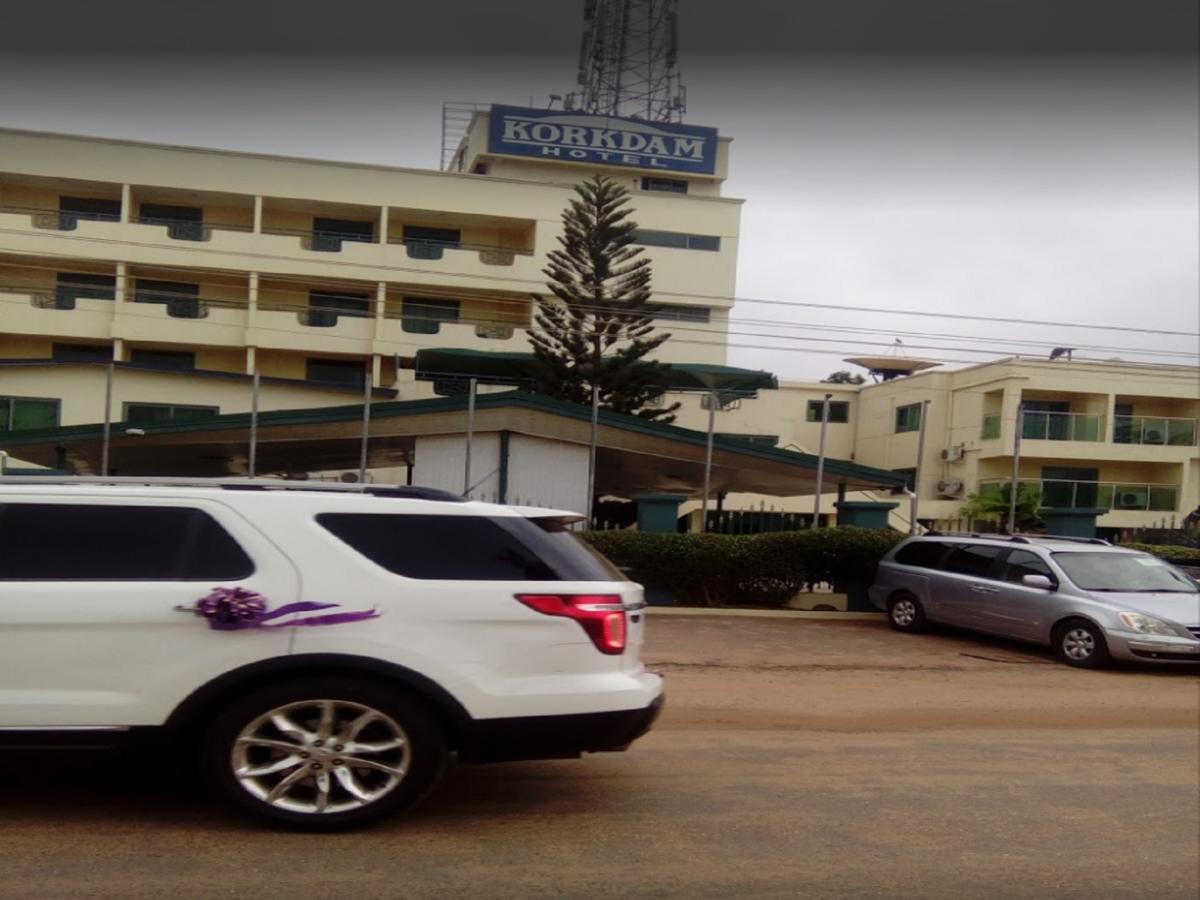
xmin=1052 ymin=552 xmax=1199 ymax=593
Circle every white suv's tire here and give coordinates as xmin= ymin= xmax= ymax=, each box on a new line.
xmin=203 ymin=676 xmax=447 ymax=830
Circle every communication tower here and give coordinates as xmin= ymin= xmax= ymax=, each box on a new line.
xmin=575 ymin=0 xmax=686 ymax=123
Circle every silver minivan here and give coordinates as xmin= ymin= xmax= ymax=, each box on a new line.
xmin=870 ymin=534 xmax=1200 ymax=668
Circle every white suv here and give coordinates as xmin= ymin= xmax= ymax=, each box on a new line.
xmin=0 ymin=478 xmax=663 ymax=829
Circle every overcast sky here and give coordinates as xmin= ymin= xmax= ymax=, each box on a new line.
xmin=1 ymin=0 xmax=1196 ymax=380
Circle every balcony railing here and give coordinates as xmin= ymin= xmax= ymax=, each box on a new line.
xmin=1113 ymin=415 xmax=1197 ymax=446
xmin=981 ymin=414 xmax=1001 ymax=440
xmin=978 ymin=479 xmax=1179 ymax=512
xmin=1020 ymin=410 xmax=1103 ymax=442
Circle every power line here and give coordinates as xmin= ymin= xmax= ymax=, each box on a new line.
xmin=0 ymin=292 xmax=1197 ymax=390
xmin=2 ymin=258 xmax=1197 ymax=368
xmin=2 ymin=226 xmax=1195 ymax=338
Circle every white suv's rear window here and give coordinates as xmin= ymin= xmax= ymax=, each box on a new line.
xmin=316 ymin=513 xmax=625 ymax=582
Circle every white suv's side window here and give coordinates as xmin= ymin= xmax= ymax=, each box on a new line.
xmin=0 ymin=503 xmax=253 ymax=581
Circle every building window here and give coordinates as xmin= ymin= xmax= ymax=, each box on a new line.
xmin=306 ymin=290 xmax=372 ymax=326
xmin=129 ymin=348 xmax=196 ymax=371
xmin=133 ymin=279 xmax=202 ymax=319
xmin=306 ymin=358 xmax=366 ymax=387
xmin=641 ymin=176 xmax=688 ymax=194
xmin=124 ymin=403 xmax=219 ymax=423
xmin=0 ymin=396 xmax=60 ymax=432
xmin=402 ymin=298 xmax=460 ymax=334
xmin=893 ymin=468 xmax=917 ymax=491
xmin=644 ymin=304 xmax=712 ymax=323
xmin=631 ymin=229 xmax=720 ymax=251
xmin=311 ymin=217 xmax=375 ymax=252
xmin=58 ymin=196 xmax=120 ymax=229
xmin=139 ymin=203 xmax=204 ymax=241
xmin=403 ymin=226 xmax=462 ymax=260
xmin=895 ymin=403 xmax=922 ymax=433
xmin=53 ymin=272 xmax=116 ymax=310
xmin=806 ymin=400 xmax=850 ymax=423
xmin=700 ymin=393 xmax=741 ymax=411
xmin=52 ymin=343 xmax=113 ymax=362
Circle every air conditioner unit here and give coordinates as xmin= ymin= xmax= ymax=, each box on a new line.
xmin=941 ymin=446 xmax=964 ymax=462
xmin=937 ymin=479 xmax=964 ymax=497
xmin=1143 ymin=429 xmax=1164 ymax=444
xmin=1118 ymin=491 xmax=1148 ymax=508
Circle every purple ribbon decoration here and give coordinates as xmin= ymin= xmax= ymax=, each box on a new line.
xmin=193 ymin=587 xmax=380 ymax=631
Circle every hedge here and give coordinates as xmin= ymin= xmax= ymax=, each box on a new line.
xmin=1119 ymin=543 xmax=1200 ymax=564
xmin=581 ymin=527 xmax=905 ymax=608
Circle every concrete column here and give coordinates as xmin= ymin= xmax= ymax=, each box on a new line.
xmin=378 ymin=206 xmax=388 ymax=244
xmin=252 ymin=196 xmax=263 ymax=234
xmin=245 ymin=345 xmax=256 ymax=376
xmin=370 ymin=353 xmax=382 ymax=387
xmin=247 ymin=272 xmax=259 ymax=332
xmin=119 ymin=184 xmax=132 ymax=223
xmin=1103 ymin=392 xmax=1116 ymax=444
xmin=374 ymin=281 xmax=387 ymax=344
xmin=112 ymin=338 xmax=126 ymax=363
xmin=112 ymin=263 xmax=129 ymax=341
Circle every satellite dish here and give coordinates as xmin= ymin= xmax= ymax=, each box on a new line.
xmin=843 ymin=357 xmax=941 ymax=382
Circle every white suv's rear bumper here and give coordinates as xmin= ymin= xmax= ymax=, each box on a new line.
xmin=457 ymin=672 xmax=665 ymax=763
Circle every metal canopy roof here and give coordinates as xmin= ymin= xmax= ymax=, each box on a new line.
xmin=0 ymin=391 xmax=904 ymax=497
xmin=411 ymin=348 xmax=779 ymax=394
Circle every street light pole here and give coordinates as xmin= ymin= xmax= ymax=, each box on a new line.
xmin=910 ymin=399 xmax=931 ymax=535
xmin=357 ymin=363 xmax=372 ymax=485
xmin=813 ymin=393 xmax=832 ymax=528
xmin=1007 ymin=402 xmax=1024 ymax=534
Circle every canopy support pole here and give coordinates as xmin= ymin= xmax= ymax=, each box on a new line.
xmin=1007 ymin=402 xmax=1024 ymax=534
xmin=586 ymin=383 xmax=599 ymax=526
xmin=248 ymin=367 xmax=260 ymax=478
xmin=701 ymin=390 xmax=716 ymax=533
xmin=358 ymin=363 xmax=373 ymax=485
xmin=813 ymin=393 xmax=832 ymax=527
xmin=100 ymin=361 xmax=114 ymax=476
xmin=463 ymin=377 xmax=477 ymax=498
xmin=910 ymin=399 xmax=931 ymax=534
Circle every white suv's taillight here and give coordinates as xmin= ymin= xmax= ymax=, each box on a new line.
xmin=515 ymin=593 xmax=627 ymax=655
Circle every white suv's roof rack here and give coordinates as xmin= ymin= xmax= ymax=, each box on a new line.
xmin=0 ymin=475 xmax=465 ymax=502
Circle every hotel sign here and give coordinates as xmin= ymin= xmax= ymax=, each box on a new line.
xmin=487 ymin=105 xmax=718 ymax=175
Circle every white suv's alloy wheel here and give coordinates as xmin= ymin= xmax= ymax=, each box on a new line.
xmin=232 ymin=699 xmax=410 ymax=815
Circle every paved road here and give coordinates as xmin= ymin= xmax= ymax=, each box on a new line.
xmin=2 ymin=617 xmax=1197 ymax=900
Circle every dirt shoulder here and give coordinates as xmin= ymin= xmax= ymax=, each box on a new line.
xmin=643 ymin=613 xmax=1200 ymax=733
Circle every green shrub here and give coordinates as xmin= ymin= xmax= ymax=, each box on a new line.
xmin=581 ymin=527 xmax=905 ymax=608
xmin=1119 ymin=543 xmax=1200 ymax=563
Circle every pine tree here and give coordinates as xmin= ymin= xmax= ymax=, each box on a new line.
xmin=529 ymin=175 xmax=680 ymax=422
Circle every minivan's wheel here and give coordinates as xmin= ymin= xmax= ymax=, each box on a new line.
xmin=1053 ymin=619 xmax=1112 ymax=669
xmin=887 ymin=592 xmax=926 ymax=632
xmin=203 ymin=677 xmax=447 ymax=830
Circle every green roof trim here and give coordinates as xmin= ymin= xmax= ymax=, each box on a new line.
xmin=0 ymin=389 xmax=904 ymax=487
xmin=412 ymin=348 xmax=778 ymax=394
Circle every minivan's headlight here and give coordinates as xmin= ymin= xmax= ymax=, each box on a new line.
xmin=1117 ymin=612 xmax=1179 ymax=636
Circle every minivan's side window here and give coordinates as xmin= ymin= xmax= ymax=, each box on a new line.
xmin=316 ymin=513 xmax=622 ymax=582
xmin=893 ymin=541 xmax=952 ymax=569
xmin=943 ymin=544 xmax=1005 ymax=578
xmin=1001 ymin=550 xmax=1054 ymax=584
xmin=0 ymin=504 xmax=254 ymax=580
